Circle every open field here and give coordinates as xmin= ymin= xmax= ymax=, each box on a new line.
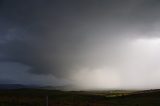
xmin=0 ymin=89 xmax=160 ymax=106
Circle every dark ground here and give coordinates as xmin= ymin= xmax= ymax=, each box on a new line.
xmin=0 ymin=89 xmax=159 ymax=106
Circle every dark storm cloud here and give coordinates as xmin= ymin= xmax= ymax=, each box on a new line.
xmin=1 ymin=0 xmax=160 ymax=89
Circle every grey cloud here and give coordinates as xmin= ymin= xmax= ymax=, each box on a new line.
xmin=1 ymin=0 xmax=160 ymax=89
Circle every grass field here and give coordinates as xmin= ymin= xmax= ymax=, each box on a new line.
xmin=0 ymin=89 xmax=159 ymax=106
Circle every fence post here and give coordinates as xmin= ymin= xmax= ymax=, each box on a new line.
xmin=46 ymin=95 xmax=48 ymax=106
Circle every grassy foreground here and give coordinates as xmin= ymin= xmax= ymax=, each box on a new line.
xmin=0 ymin=89 xmax=159 ymax=106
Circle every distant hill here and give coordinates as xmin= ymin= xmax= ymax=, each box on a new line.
xmin=0 ymin=84 xmax=40 ymax=89
xmin=39 ymin=85 xmax=77 ymax=90
xmin=0 ymin=84 xmax=71 ymax=90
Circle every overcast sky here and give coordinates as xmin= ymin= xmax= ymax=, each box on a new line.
xmin=1 ymin=0 xmax=160 ymax=90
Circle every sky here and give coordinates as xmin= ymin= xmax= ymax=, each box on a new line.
xmin=1 ymin=0 xmax=160 ymax=90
